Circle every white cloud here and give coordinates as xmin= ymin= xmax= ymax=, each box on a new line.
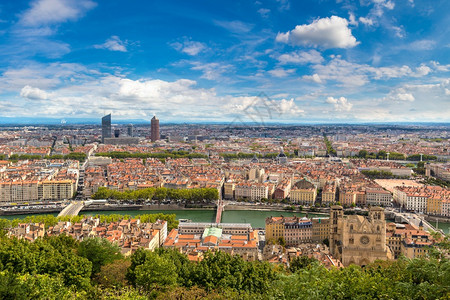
xmin=359 ymin=17 xmax=374 ymax=26
xmin=430 ymin=61 xmax=450 ymax=72
xmin=384 ymin=88 xmax=415 ymax=102
xmin=308 ymin=57 xmax=434 ymax=87
xmin=268 ymin=68 xmax=296 ymax=78
xmin=409 ymin=40 xmax=436 ymax=50
xmin=383 ymin=80 xmax=450 ymax=104
xmin=414 ymin=65 xmax=432 ymax=77
xmin=1 ymin=62 xmax=306 ymax=120
xmin=276 ymin=98 xmax=303 ymax=114
xmin=348 ymin=13 xmax=358 ymax=26
xmin=94 ymin=36 xmax=127 ymax=52
xmin=277 ymin=49 xmax=324 ymax=65
xmin=171 ymin=39 xmax=207 ymax=56
xmin=302 ymin=74 xmax=322 ymax=84
xmin=14 ymin=73 xmax=305 ymax=120
xmin=357 ymin=0 xmax=402 ymax=37
xmin=20 ymin=0 xmax=96 ymax=26
xmin=20 ymin=85 xmax=49 ymax=100
xmin=326 ymin=96 xmax=353 ymax=111
xmin=392 ymin=26 xmax=405 ymax=38
xmin=276 ymin=16 xmax=359 ymax=49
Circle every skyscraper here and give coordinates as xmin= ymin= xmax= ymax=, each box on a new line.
xmin=127 ymin=124 xmax=134 ymax=137
xmin=101 ymin=114 xmax=111 ymax=143
xmin=151 ymin=115 xmax=160 ymax=142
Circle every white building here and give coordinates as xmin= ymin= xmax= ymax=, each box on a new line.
xmin=366 ymin=189 xmax=392 ymax=207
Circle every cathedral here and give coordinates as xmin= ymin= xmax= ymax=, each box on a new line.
xmin=329 ymin=205 xmax=393 ymax=267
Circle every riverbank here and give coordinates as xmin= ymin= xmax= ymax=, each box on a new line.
xmin=425 ymin=215 xmax=450 ymax=224
xmin=0 ymin=203 xmax=330 ymax=216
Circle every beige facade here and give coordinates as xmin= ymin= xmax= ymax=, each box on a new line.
xmin=0 ymin=180 xmax=75 ymax=204
xmin=266 ymin=216 xmax=313 ymax=246
xmin=290 ymin=188 xmax=316 ymax=204
xmin=290 ymin=179 xmax=316 ymax=205
xmin=312 ymin=218 xmax=330 ymax=243
xmin=329 ymin=206 xmax=392 ymax=266
xmin=366 ymin=189 xmax=392 ymax=207
xmin=322 ymin=183 xmax=336 ymax=204
xmin=234 ymin=182 xmax=269 ymax=201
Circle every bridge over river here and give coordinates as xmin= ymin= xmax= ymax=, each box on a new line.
xmin=385 ymin=209 xmax=444 ymax=234
xmin=57 ymin=200 xmax=107 ymax=217
xmin=57 ymin=201 xmax=84 ymax=217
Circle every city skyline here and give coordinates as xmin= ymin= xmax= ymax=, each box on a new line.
xmin=0 ymin=0 xmax=449 ymax=123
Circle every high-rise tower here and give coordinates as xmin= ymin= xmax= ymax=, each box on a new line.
xmin=127 ymin=124 xmax=134 ymax=137
xmin=101 ymin=114 xmax=111 ymax=143
xmin=150 ymin=115 xmax=160 ymax=142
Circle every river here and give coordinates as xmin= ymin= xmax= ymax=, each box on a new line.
xmin=1 ymin=209 xmax=449 ymax=233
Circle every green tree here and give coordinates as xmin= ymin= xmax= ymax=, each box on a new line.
xmin=95 ymin=259 xmax=131 ymax=288
xmin=78 ymin=237 xmax=123 ymax=275
xmin=358 ymin=150 xmax=368 ymax=158
xmin=134 ymin=252 xmax=178 ymax=292
xmin=289 ymin=256 xmax=318 ymax=273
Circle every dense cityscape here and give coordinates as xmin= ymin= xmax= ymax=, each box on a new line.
xmin=0 ymin=116 xmax=449 ymax=298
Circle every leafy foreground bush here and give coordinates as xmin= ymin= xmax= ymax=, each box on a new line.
xmin=0 ymin=234 xmax=449 ymax=299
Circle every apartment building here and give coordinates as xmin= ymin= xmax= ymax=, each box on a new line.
xmin=322 ymin=183 xmax=336 ymax=204
xmin=273 ymin=178 xmax=292 ymax=200
xmin=427 ymin=197 xmax=442 ymax=215
xmin=366 ymin=188 xmax=392 ymax=207
xmin=290 ymin=179 xmax=316 ymax=205
xmin=386 ymin=222 xmax=434 ymax=259
xmin=266 ymin=216 xmax=313 ymax=246
xmin=234 ymin=182 xmax=269 ymax=201
xmin=312 ymin=218 xmax=330 ymax=243
xmin=442 ymin=199 xmax=450 ymax=217
xmin=0 ymin=180 xmax=75 ymax=204
xmin=394 ymin=186 xmax=442 ymax=212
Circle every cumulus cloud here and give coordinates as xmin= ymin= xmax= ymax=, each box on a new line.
xmin=20 ymin=0 xmax=96 ymax=26
xmin=171 ymin=39 xmax=207 ymax=56
xmin=0 ymin=61 xmax=306 ymax=121
xmin=382 ymin=80 xmax=449 ymax=105
xmin=414 ymin=65 xmax=432 ymax=77
xmin=308 ymin=57 xmax=434 ymax=87
xmin=94 ymin=36 xmax=127 ymax=52
xmin=268 ymin=68 xmax=296 ymax=78
xmin=384 ymin=88 xmax=415 ymax=102
xmin=302 ymin=74 xmax=322 ymax=84
xmin=276 ymin=16 xmax=359 ymax=49
xmin=20 ymin=85 xmax=49 ymax=100
xmin=326 ymin=96 xmax=353 ymax=111
xmin=276 ymin=98 xmax=304 ymax=114
xmin=277 ymin=49 xmax=324 ymax=65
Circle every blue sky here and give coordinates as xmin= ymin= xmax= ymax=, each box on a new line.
xmin=0 ymin=0 xmax=449 ymax=123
